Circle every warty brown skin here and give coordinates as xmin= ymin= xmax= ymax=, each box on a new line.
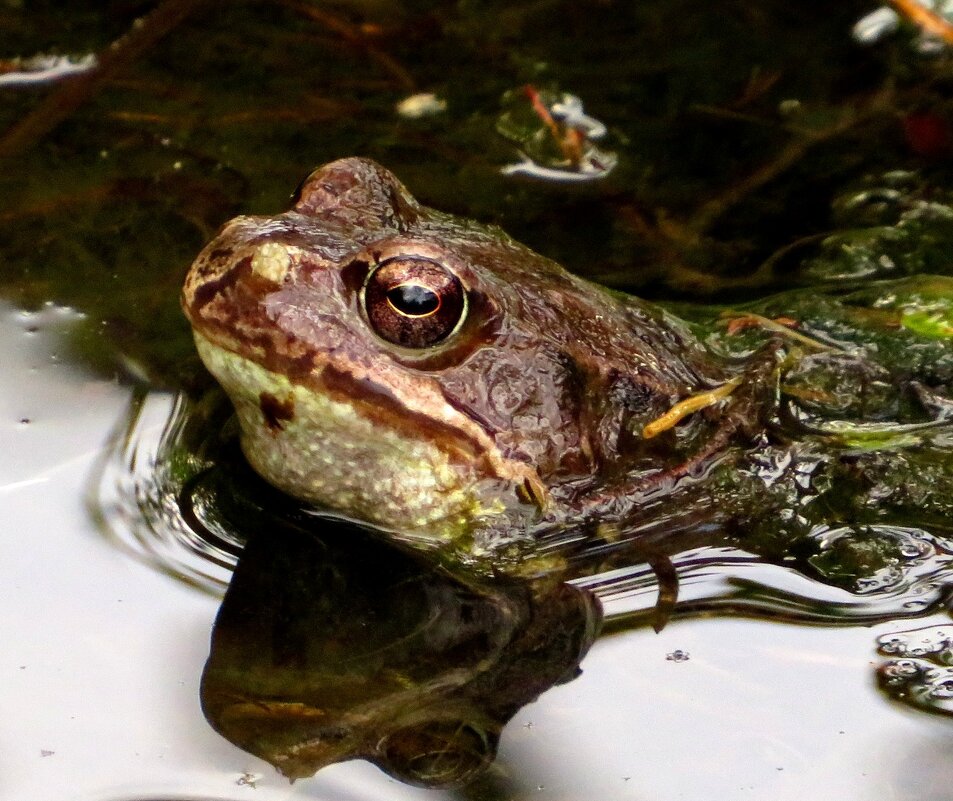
xmin=182 ymin=158 xmax=772 ymax=570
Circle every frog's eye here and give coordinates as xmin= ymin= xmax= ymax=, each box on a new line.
xmin=363 ymin=257 xmax=467 ymax=348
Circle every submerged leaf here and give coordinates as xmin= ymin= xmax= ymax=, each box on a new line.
xmin=901 ymin=308 xmax=953 ymax=338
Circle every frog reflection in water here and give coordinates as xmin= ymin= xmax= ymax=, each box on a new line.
xmin=182 ymin=157 xmax=785 ymax=577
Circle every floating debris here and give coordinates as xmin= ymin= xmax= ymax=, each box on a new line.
xmin=807 ymin=525 xmax=937 ymax=594
xmin=0 ymin=53 xmax=97 ymax=86
xmin=236 ymin=771 xmax=261 ymax=788
xmin=878 ymin=625 xmax=953 ymax=662
xmin=498 ymin=85 xmax=617 ymax=182
xmin=395 ymin=92 xmax=447 ymax=119
xmin=853 ymin=7 xmax=901 ymax=44
xmin=853 ymin=0 xmax=953 ymax=52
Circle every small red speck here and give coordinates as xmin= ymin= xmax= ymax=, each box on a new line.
xmin=903 ymin=112 xmax=952 ymax=158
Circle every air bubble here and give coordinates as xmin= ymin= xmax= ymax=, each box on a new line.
xmin=666 ymin=650 xmax=690 ymax=663
xmin=929 ymin=677 xmax=953 ymax=699
xmin=879 ymin=637 xmax=905 ymax=654
xmin=876 ymin=626 xmax=953 ymax=715
xmin=877 ymin=626 xmax=953 ymax=661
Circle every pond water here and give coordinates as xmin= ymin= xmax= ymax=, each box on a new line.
xmin=5 ymin=302 xmax=953 ymax=800
xmin=5 ymin=2 xmax=953 ymax=799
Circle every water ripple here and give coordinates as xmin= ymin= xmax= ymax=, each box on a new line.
xmin=89 ymin=390 xmax=240 ymax=596
xmin=91 ymin=389 xmax=953 ymax=634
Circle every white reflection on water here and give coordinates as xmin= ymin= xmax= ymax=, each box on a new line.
xmin=3 ymin=301 xmax=953 ymax=801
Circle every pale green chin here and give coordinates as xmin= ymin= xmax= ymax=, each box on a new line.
xmin=192 ymin=331 xmax=509 ymax=548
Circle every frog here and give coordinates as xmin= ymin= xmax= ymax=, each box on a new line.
xmin=182 ymin=157 xmax=784 ymax=574
xmin=182 ymin=157 xmax=953 ymax=580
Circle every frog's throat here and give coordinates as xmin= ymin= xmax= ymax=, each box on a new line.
xmin=192 ymin=331 xmax=543 ymax=543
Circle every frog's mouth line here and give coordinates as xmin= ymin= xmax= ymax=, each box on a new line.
xmin=312 ymin=360 xmax=486 ymax=467
xmin=192 ymin=326 xmax=549 ymax=517
xmin=308 ymin=360 xmax=550 ymax=513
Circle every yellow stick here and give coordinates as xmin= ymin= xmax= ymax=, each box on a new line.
xmin=642 ymin=377 xmax=743 ymax=439
xmin=888 ymin=0 xmax=953 ymax=44
xmin=721 ymin=312 xmax=837 ymax=352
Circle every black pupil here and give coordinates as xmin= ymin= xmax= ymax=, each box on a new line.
xmin=387 ymin=283 xmax=440 ymax=316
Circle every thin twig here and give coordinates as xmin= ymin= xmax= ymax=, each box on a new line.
xmin=279 ymin=0 xmax=416 ymax=92
xmin=688 ymin=89 xmax=894 ymax=235
xmin=0 ymin=0 xmax=215 ymax=160
xmin=720 ymin=312 xmax=839 ymax=351
xmin=690 ymin=114 xmax=854 ymax=234
xmin=888 ymin=0 xmax=953 ymax=44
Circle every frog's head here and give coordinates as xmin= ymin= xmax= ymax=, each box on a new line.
xmin=182 ymin=158 xmax=708 ymax=561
